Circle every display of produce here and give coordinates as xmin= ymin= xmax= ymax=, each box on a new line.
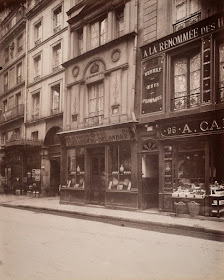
xmin=172 ymin=182 xmax=205 ymax=198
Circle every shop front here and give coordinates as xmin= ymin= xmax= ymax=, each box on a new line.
xmin=59 ymin=124 xmax=138 ymax=209
xmin=157 ymin=110 xmax=224 ymax=216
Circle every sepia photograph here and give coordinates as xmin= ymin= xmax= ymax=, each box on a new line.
xmin=0 ymin=0 xmax=224 ymax=279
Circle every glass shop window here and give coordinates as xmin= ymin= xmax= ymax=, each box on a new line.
xmin=177 ymin=150 xmax=205 ymax=186
xmin=108 ymin=145 xmax=131 ymax=191
xmin=67 ymin=149 xmax=85 ymax=188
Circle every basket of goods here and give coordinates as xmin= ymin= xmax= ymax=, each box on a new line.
xmin=174 ymin=201 xmax=187 ymax=215
xmin=188 ymin=201 xmax=200 ymax=217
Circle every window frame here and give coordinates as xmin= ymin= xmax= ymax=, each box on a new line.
xmin=87 ymin=82 xmax=104 ymax=117
xmin=32 ymin=92 xmax=40 ymax=120
xmin=34 ymin=19 xmax=42 ymax=45
xmin=33 ymin=53 xmax=42 ymax=81
xmin=170 ymin=46 xmax=202 ymax=112
xmin=53 ymin=3 xmax=62 ymax=33
xmin=215 ymin=36 xmax=224 ymax=104
xmin=51 ymin=83 xmax=61 ymax=115
xmin=52 ymin=42 xmax=62 ymax=72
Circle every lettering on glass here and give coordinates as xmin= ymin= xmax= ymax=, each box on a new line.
xmin=142 ymin=56 xmax=163 ymax=114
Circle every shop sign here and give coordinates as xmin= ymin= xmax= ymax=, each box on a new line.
xmin=141 ymin=11 xmax=224 ymax=59
xmin=65 ymin=127 xmax=131 ymax=146
xmin=142 ymin=56 xmax=163 ymax=114
xmin=160 ymin=117 xmax=224 ymax=138
xmin=32 ymin=169 xmax=41 ymax=181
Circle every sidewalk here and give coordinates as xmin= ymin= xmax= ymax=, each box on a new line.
xmin=0 ymin=194 xmax=224 ymax=241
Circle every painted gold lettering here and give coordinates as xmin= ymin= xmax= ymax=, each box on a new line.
xmin=200 ymin=121 xmax=209 ymax=131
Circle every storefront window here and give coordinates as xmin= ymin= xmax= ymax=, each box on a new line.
xmin=67 ymin=149 xmax=85 ymax=188
xmin=108 ymin=145 xmax=131 ymax=191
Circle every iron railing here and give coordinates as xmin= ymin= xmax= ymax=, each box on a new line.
xmin=84 ymin=114 xmax=104 ymax=127
xmin=0 ymin=104 xmax=24 ymax=124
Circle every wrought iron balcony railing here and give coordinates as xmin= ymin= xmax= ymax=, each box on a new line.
xmin=0 ymin=104 xmax=24 ymax=124
xmin=173 ymin=12 xmax=201 ymax=32
xmin=51 ymin=108 xmax=60 ymax=115
xmin=84 ymin=114 xmax=104 ymax=127
xmin=171 ymin=93 xmax=200 ymax=111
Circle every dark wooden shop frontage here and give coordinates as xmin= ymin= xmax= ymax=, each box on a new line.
xmin=58 ymin=123 xmax=138 ymax=209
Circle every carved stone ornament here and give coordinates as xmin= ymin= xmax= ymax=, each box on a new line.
xmin=72 ymin=66 xmax=79 ymax=77
xmin=90 ymin=62 xmax=99 ymax=74
xmin=111 ymin=49 xmax=121 ymax=62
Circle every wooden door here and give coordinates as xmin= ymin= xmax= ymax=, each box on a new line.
xmin=90 ymin=154 xmax=105 ymax=205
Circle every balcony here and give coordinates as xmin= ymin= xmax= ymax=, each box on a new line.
xmin=35 ymin=38 xmax=41 ymax=46
xmin=32 ymin=112 xmax=39 ymax=120
xmin=54 ymin=25 xmax=61 ymax=34
xmin=17 ymin=76 xmax=22 ymax=84
xmin=51 ymin=108 xmax=60 ymax=115
xmin=171 ymin=93 xmax=200 ymax=111
xmin=84 ymin=115 xmax=104 ymax=127
xmin=18 ymin=45 xmax=23 ymax=52
xmin=5 ymin=136 xmax=43 ymax=148
xmin=4 ymin=84 xmax=8 ymax=92
xmin=174 ymin=12 xmax=201 ymax=32
xmin=0 ymin=104 xmax=24 ymax=124
xmin=34 ymin=75 xmax=40 ymax=82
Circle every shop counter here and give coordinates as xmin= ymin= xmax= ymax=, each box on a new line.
xmin=60 ymin=187 xmax=85 ymax=205
xmin=105 ymin=189 xmax=138 ymax=209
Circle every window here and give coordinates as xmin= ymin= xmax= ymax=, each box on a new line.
xmin=8 ymin=96 xmax=14 ymax=110
xmin=108 ymin=145 xmax=132 ymax=191
xmin=32 ymin=93 xmax=40 ymax=119
xmin=16 ymin=93 xmax=22 ymax=107
xmin=68 ymin=149 xmax=85 ymax=188
xmin=174 ymin=0 xmax=201 ymax=31
xmin=88 ymin=83 xmax=104 ymax=116
xmin=77 ymin=28 xmax=83 ymax=55
xmin=34 ymin=54 xmax=41 ymax=80
xmin=51 ymin=84 xmax=60 ymax=115
xmin=217 ymin=41 xmax=224 ymax=103
xmin=17 ymin=35 xmax=23 ymax=52
xmin=1 ymin=133 xmax=6 ymax=145
xmin=14 ymin=128 xmax=21 ymax=139
xmin=3 ymin=100 xmax=7 ymax=112
xmin=4 ymin=47 xmax=9 ymax=63
xmin=16 ymin=63 xmax=22 ymax=84
xmin=52 ymin=43 xmax=62 ymax=72
xmin=53 ymin=6 xmax=62 ymax=33
xmin=116 ymin=7 xmax=124 ymax=37
xmin=90 ymin=17 xmax=107 ymax=49
xmin=4 ymin=73 xmax=8 ymax=91
xmin=172 ymin=50 xmax=201 ymax=111
xmin=31 ymin=131 xmax=38 ymax=140
xmin=34 ymin=21 xmax=42 ymax=45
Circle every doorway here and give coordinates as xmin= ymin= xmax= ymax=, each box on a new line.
xmin=142 ymin=153 xmax=159 ymax=209
xmin=89 ymin=154 xmax=105 ymax=205
xmin=50 ymin=159 xmax=60 ymax=195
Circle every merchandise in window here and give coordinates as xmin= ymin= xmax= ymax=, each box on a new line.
xmin=68 ymin=149 xmax=85 ymax=188
xmin=108 ymin=145 xmax=131 ymax=191
xmin=172 ymin=51 xmax=201 ymax=111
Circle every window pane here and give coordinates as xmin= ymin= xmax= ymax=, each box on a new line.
xmin=98 ymin=83 xmax=104 ymax=113
xmin=176 ymin=0 xmax=187 ymax=21
xmin=100 ymin=18 xmax=107 ymax=45
xmin=174 ymin=58 xmax=187 ymax=96
xmin=91 ymin=22 xmax=99 ymax=49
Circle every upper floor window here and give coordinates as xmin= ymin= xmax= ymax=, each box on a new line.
xmin=34 ymin=20 xmax=42 ymax=45
xmin=172 ymin=50 xmax=201 ymax=111
xmin=77 ymin=28 xmax=83 ymax=55
xmin=90 ymin=17 xmax=107 ymax=49
xmin=52 ymin=43 xmax=62 ymax=72
xmin=17 ymin=34 xmax=23 ymax=53
xmin=4 ymin=73 xmax=8 ymax=91
xmin=3 ymin=100 xmax=7 ymax=112
xmin=4 ymin=47 xmax=9 ymax=63
xmin=34 ymin=54 xmax=41 ymax=81
xmin=51 ymin=84 xmax=60 ymax=115
xmin=174 ymin=0 xmax=201 ymax=31
xmin=88 ymin=83 xmax=104 ymax=116
xmin=8 ymin=96 xmax=14 ymax=110
xmin=16 ymin=93 xmax=22 ymax=107
xmin=32 ymin=92 xmax=40 ymax=119
xmin=16 ymin=63 xmax=22 ymax=84
xmin=217 ymin=41 xmax=224 ymax=104
xmin=53 ymin=5 xmax=62 ymax=33
xmin=31 ymin=131 xmax=39 ymax=140
xmin=116 ymin=7 xmax=124 ymax=37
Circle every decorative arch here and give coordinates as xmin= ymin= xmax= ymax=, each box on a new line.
xmin=44 ymin=126 xmax=62 ymax=146
xmin=82 ymin=57 xmax=106 ymax=80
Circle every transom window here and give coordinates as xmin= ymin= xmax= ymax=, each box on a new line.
xmin=88 ymin=83 xmax=104 ymax=116
xmin=172 ymin=50 xmax=201 ymax=111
